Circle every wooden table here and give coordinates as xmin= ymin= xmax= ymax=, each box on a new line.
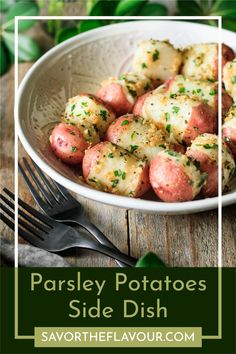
xmin=1 ymin=27 xmax=235 ymax=267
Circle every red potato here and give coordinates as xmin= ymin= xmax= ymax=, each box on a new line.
xmin=50 ymin=123 xmax=89 ymax=165
xmin=105 ymin=114 xmax=185 ymax=160
xmin=82 ymin=141 xmax=150 ymax=197
xmin=96 ymin=72 xmax=153 ymax=117
xmin=105 ymin=114 xmax=170 ymax=163
xmin=186 ymin=134 xmax=235 ymax=197
xmin=149 ymin=150 xmax=206 ymax=202
xmin=164 ymin=75 xmax=233 ymax=116
xmin=182 ymin=43 xmax=235 ymax=81
xmin=222 ymin=106 xmax=236 ymax=158
xmin=97 ymin=83 xmax=132 ymax=117
xmin=134 ymin=92 xmax=217 ymax=145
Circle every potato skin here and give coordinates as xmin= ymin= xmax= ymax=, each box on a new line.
xmin=106 ymin=114 xmax=171 ymax=161
xmin=50 ymin=123 xmax=89 ymax=165
xmin=136 ymin=92 xmax=217 ymax=145
xmin=133 ymin=39 xmax=182 ymax=81
xmin=222 ymin=105 xmax=236 ymax=158
xmin=186 ymin=133 xmax=235 ymax=197
xmin=82 ymin=142 xmax=150 ymax=197
xmin=97 ymin=73 xmax=153 ymax=116
xmin=149 ymin=150 xmax=205 ymax=202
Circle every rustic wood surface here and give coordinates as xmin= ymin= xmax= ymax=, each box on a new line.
xmin=0 ymin=28 xmax=235 ymax=267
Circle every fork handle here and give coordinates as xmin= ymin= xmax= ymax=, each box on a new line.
xmin=68 ymin=218 xmax=128 ymax=267
xmin=82 ymin=242 xmax=137 ymax=267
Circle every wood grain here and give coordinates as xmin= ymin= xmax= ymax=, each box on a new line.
xmin=0 ymin=46 xmax=235 ymax=268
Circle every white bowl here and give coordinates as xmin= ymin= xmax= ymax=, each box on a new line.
xmin=17 ymin=20 xmax=236 ymax=214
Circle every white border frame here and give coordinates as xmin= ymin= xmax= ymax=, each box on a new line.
xmin=14 ymin=15 xmax=222 ymax=341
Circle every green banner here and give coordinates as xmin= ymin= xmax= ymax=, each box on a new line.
xmin=0 ymin=268 xmax=235 ymax=354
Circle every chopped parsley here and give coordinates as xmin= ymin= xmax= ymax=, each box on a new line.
xmin=130 ymin=145 xmax=138 ymax=153
xmin=121 ymin=120 xmax=129 ymax=126
xmin=71 ymin=146 xmax=77 ymax=152
xmin=172 ymin=106 xmax=180 ymax=114
xmin=167 ymin=150 xmax=178 ymax=157
xmin=178 ymin=87 xmax=185 ymax=93
xmin=81 ymin=101 xmax=88 ymax=107
xmin=111 ymin=179 xmax=119 ymax=188
xmin=209 ymin=89 xmax=217 ymax=96
xmin=114 ymin=169 xmax=122 ymax=177
xmin=100 ymin=110 xmax=107 ymax=121
xmin=131 ymin=131 xmax=135 ymax=140
xmin=71 ymin=104 xmax=76 ymax=112
xmin=231 ymin=76 xmax=236 ymax=84
xmin=166 ymin=124 xmax=171 ymax=133
xmin=141 ymin=62 xmax=148 ymax=69
xmin=197 ymin=174 xmax=207 ymax=188
xmin=203 ymin=143 xmax=218 ymax=149
xmin=152 ymin=49 xmax=159 ymax=61
xmin=108 ymin=153 xmax=114 ymax=158
xmin=159 ymin=144 xmax=166 ymax=149
xmin=165 ymin=112 xmax=170 ymax=121
xmin=170 ymin=93 xmax=177 ymax=99
xmin=122 ymin=172 xmax=126 ymax=180
xmin=193 ymin=160 xmax=201 ymax=170
xmin=196 ymin=88 xmax=202 ymax=93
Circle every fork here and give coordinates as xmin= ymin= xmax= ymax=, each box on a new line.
xmin=19 ymin=158 xmax=126 ymax=267
xmin=0 ymin=188 xmax=137 ymax=266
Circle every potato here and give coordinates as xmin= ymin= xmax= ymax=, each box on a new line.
xmin=82 ymin=141 xmax=150 ymax=197
xmin=182 ymin=43 xmax=235 ymax=81
xmin=62 ymin=93 xmax=115 ymax=142
xmin=186 ymin=133 xmax=235 ymax=196
xmin=223 ymin=59 xmax=236 ymax=102
xmin=49 ymin=123 xmax=89 ymax=165
xmin=134 ymin=91 xmax=217 ymax=145
xmin=223 ymin=105 xmax=236 ymax=158
xmin=133 ymin=39 xmax=182 ymax=81
xmin=97 ymin=72 xmax=153 ymax=116
xmin=149 ymin=150 xmax=206 ymax=202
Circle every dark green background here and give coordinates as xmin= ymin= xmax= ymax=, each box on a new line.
xmin=0 ymin=268 xmax=235 ymax=354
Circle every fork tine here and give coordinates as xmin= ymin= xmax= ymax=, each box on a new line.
xmin=52 ymin=180 xmax=73 ymax=200
xmin=3 ymin=188 xmax=54 ymax=228
xmin=0 ymin=194 xmax=50 ymax=233
xmin=0 ymin=201 xmax=44 ymax=239
xmin=30 ymin=158 xmax=65 ymax=202
xmin=0 ymin=212 xmax=43 ymax=246
xmin=18 ymin=161 xmax=50 ymax=210
xmin=22 ymin=158 xmax=56 ymax=205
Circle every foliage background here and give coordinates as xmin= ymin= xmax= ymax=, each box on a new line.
xmin=0 ymin=0 xmax=236 ymax=75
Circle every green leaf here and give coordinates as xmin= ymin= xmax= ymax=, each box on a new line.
xmin=136 ymin=252 xmax=166 ymax=268
xmin=138 ymin=3 xmax=168 ymax=16
xmin=200 ymin=0 xmax=210 ymax=14
xmin=211 ymin=8 xmax=236 ymax=17
xmin=0 ymin=0 xmax=16 ymax=12
xmin=0 ymin=41 xmax=9 ymax=75
xmin=3 ymin=31 xmax=41 ymax=62
xmin=177 ymin=0 xmax=203 ymax=15
xmin=55 ymin=27 xmax=78 ymax=44
xmin=88 ymin=0 xmax=119 ymax=16
xmin=78 ymin=20 xmax=105 ymax=33
xmin=115 ymin=0 xmax=147 ymax=16
xmin=223 ymin=19 xmax=236 ymax=32
xmin=4 ymin=0 xmax=39 ymax=32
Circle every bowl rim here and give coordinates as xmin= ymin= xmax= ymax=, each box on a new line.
xmin=17 ymin=20 xmax=236 ymax=213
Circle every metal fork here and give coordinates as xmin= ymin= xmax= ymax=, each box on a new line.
xmin=0 ymin=188 xmax=137 ymax=266
xmin=19 ymin=158 xmax=126 ymax=267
